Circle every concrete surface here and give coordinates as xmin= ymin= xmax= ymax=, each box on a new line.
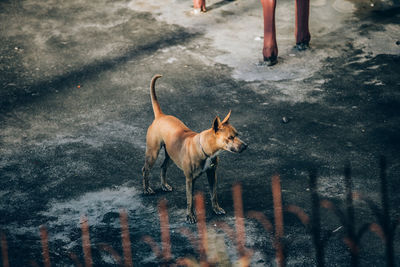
xmin=0 ymin=0 xmax=399 ymax=266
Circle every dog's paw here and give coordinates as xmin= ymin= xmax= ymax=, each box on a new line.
xmin=213 ymin=206 xmax=226 ymax=215
xmin=161 ymin=183 xmax=173 ymax=192
xmin=143 ymin=187 xmax=155 ymax=195
xmin=186 ymin=213 xmax=197 ymax=224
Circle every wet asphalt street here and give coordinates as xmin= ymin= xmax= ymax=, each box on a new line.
xmin=1 ymin=0 xmax=400 ymax=266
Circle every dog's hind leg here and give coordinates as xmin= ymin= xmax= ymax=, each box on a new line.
xmin=142 ymin=139 xmax=161 ymax=195
xmin=160 ymin=146 xmax=173 ymax=192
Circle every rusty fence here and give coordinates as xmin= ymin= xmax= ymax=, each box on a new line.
xmin=1 ymin=156 xmax=399 ymax=266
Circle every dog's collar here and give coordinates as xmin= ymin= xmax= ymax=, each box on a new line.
xmin=199 ymin=136 xmax=210 ymax=158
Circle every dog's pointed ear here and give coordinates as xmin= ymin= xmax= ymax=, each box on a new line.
xmin=212 ymin=116 xmax=221 ymax=132
xmin=221 ymin=110 xmax=231 ymax=124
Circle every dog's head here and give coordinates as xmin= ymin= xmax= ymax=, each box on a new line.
xmin=212 ymin=110 xmax=247 ymax=153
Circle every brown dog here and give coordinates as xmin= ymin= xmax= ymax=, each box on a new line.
xmin=142 ymin=74 xmax=247 ymax=223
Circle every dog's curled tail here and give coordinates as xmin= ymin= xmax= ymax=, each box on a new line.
xmin=150 ymin=74 xmax=163 ymax=118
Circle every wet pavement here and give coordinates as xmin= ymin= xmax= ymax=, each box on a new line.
xmin=0 ymin=0 xmax=400 ymax=266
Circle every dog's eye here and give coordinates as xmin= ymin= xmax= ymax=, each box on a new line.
xmin=229 ymin=136 xmax=235 ymax=140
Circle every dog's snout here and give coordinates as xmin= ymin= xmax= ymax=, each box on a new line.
xmin=239 ymin=142 xmax=248 ymax=153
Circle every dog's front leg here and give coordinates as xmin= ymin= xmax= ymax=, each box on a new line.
xmin=185 ymin=176 xmax=197 ymax=224
xmin=206 ymin=167 xmax=226 ymax=215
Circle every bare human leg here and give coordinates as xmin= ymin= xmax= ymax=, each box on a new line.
xmin=193 ymin=0 xmax=207 ymax=12
xmin=261 ymin=0 xmax=278 ymax=65
xmin=295 ymin=0 xmax=311 ymax=50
